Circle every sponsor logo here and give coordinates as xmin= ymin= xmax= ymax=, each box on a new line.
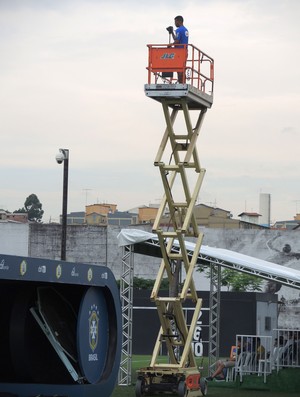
xmin=0 ymin=259 xmax=9 ymax=271
xmin=71 ymin=267 xmax=79 ymax=277
xmin=20 ymin=260 xmax=27 ymax=276
xmin=56 ymin=264 xmax=62 ymax=279
xmin=89 ymin=304 xmax=99 ymax=358
xmin=87 ymin=268 xmax=93 ymax=282
xmin=161 ymin=53 xmax=175 ymax=59
xmin=38 ymin=265 xmax=47 ymax=274
xmin=101 ymin=272 xmax=108 ymax=280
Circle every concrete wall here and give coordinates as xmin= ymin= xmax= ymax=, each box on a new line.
xmin=8 ymin=223 xmax=300 ymax=295
xmin=28 ymin=223 xmax=154 ymax=280
xmin=1 ymin=222 xmax=300 ymax=328
xmin=0 ymin=222 xmax=29 ymax=256
xmin=29 ymin=223 xmax=108 ymax=265
xmin=200 ymin=228 xmax=300 ymax=303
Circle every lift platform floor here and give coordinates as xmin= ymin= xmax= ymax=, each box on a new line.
xmin=144 ymin=84 xmax=213 ymax=110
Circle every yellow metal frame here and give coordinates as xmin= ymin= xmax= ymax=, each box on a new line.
xmin=137 ymin=99 xmax=208 ymax=396
xmin=149 ymin=99 xmax=207 ymax=374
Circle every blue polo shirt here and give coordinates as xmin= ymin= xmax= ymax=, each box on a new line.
xmin=175 ymin=25 xmax=189 ymax=47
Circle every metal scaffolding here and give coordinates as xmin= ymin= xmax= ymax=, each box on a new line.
xmin=208 ymin=264 xmax=221 ymax=375
xmin=118 ymin=245 xmax=134 ymax=386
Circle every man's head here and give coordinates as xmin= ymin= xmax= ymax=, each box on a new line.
xmin=174 ymin=15 xmax=184 ymax=27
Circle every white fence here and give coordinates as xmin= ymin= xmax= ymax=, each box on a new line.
xmin=235 ymin=335 xmax=272 ymax=383
xmin=273 ymin=329 xmax=300 ymax=371
xmin=234 ymin=330 xmax=300 ymax=383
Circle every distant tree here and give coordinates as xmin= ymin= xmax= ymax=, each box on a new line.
xmin=132 ymin=277 xmax=170 ymax=290
xmin=116 ymin=277 xmax=170 ymax=290
xmin=14 ymin=193 xmax=44 ymax=222
xmin=197 ymin=264 xmax=263 ymax=292
xmin=220 ymin=269 xmax=263 ymax=292
xmin=14 ymin=207 xmax=26 ymax=214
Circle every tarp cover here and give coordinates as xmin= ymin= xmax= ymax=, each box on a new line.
xmin=117 ymin=229 xmax=156 ymax=246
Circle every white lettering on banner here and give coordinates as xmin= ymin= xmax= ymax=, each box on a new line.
xmin=193 ymin=325 xmax=202 ymax=341
xmin=88 ymin=353 xmax=98 ymax=361
xmin=192 ymin=342 xmax=203 ymax=357
xmin=192 ymin=310 xmax=203 ymax=357
xmin=0 ymin=260 xmax=9 ymax=270
xmin=71 ymin=267 xmax=79 ymax=277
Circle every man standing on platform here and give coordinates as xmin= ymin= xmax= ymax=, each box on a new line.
xmin=167 ymin=15 xmax=189 ymax=83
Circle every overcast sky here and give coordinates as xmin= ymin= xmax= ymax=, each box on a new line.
xmin=0 ymin=0 xmax=299 ymax=223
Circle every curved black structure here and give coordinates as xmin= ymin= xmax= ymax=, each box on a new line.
xmin=0 ymin=253 xmax=121 ymax=397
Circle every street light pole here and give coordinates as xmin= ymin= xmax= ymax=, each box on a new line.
xmin=56 ymin=148 xmax=69 ymax=261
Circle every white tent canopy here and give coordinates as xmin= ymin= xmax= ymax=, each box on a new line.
xmin=118 ymin=229 xmax=300 ymax=290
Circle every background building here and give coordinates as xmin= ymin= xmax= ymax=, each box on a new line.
xmin=273 ymin=215 xmax=300 ymax=230
xmin=160 ymin=204 xmax=267 ymax=229
xmin=238 ymin=212 xmax=261 ymax=225
xmin=138 ymin=206 xmax=159 ymax=224
xmin=259 ymin=193 xmax=271 ymax=227
xmin=0 ymin=210 xmax=28 ymax=223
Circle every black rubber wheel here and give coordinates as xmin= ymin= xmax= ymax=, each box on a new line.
xmin=178 ymin=380 xmax=187 ymax=397
xmin=200 ymin=376 xmax=208 ymax=396
xmin=135 ymin=378 xmax=145 ymax=397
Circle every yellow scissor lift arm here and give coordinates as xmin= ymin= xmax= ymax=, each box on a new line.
xmin=136 ymin=44 xmax=214 ymax=397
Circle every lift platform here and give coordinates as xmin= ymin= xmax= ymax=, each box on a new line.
xmin=145 ymin=43 xmax=214 ymax=110
xmin=145 ymin=83 xmax=213 ymax=110
xmin=135 ymin=44 xmax=214 ymax=397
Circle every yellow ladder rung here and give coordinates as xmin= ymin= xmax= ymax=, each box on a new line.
xmin=156 ymin=297 xmax=180 ymax=302
xmin=177 ymin=161 xmax=198 ymax=168
xmin=168 ymin=253 xmax=183 ymax=260
xmin=155 ymin=231 xmax=177 ymax=238
xmin=159 ymin=165 xmax=180 ymax=171
xmin=173 ymin=202 xmax=188 ymax=208
xmin=174 ymin=135 xmax=189 ymax=139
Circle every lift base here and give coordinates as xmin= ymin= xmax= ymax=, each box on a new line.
xmin=136 ymin=367 xmax=207 ymax=397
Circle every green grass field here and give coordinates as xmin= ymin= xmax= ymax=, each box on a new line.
xmin=206 ymin=382 xmax=300 ymax=397
xmin=112 ymin=387 xmax=298 ymax=397
xmin=111 ymin=355 xmax=300 ymax=397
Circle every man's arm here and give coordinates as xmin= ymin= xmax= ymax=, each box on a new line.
xmin=166 ymin=26 xmax=179 ymax=45
xmin=171 ymin=31 xmax=178 ymax=42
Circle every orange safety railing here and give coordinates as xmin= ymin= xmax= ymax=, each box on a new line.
xmin=147 ymin=43 xmax=214 ymax=95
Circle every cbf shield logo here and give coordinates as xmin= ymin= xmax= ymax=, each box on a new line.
xmin=89 ymin=304 xmax=99 ymax=352
xmin=77 ymin=287 xmax=109 ymax=384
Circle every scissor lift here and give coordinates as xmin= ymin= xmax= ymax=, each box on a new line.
xmin=135 ymin=45 xmax=214 ymax=397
